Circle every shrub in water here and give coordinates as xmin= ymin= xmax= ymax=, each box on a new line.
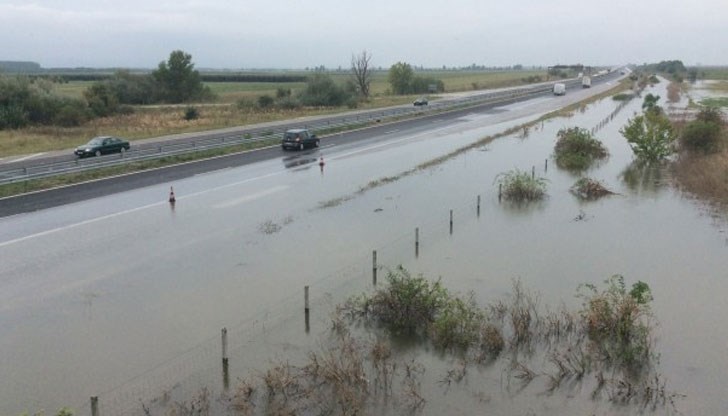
xmin=554 ymin=127 xmax=609 ymax=170
xmin=620 ymin=112 xmax=676 ymax=161
xmin=680 ymin=119 xmax=723 ymax=154
xmin=578 ymin=275 xmax=654 ymax=369
xmin=495 ymin=169 xmax=548 ymax=202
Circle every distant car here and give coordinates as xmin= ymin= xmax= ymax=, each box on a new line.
xmin=413 ymin=97 xmax=429 ymax=106
xmin=281 ymin=128 xmax=319 ymax=150
xmin=74 ymin=136 xmax=130 ymax=158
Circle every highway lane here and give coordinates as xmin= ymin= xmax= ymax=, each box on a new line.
xmin=0 ymin=78 xmax=624 ymax=414
xmin=0 ymin=72 xmax=621 ymax=176
xmin=0 ymin=73 xmax=623 ymax=218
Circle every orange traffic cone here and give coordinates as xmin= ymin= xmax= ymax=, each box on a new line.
xmin=169 ymin=186 xmax=176 ymax=203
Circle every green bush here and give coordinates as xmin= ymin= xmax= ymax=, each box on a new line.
xmin=680 ymin=120 xmax=723 ymax=153
xmin=344 ymin=267 xmax=496 ymax=351
xmin=54 ymin=99 xmax=90 ymax=127
xmin=257 ymin=94 xmax=274 ymax=109
xmin=494 ymin=169 xmax=548 ymax=201
xmin=0 ymin=103 xmax=28 ymax=129
xmin=612 ymin=93 xmax=633 ymax=101
xmin=554 ymin=127 xmax=609 ymax=170
xmin=298 ymin=73 xmax=352 ymax=107
xmin=695 ymin=106 xmax=725 ymax=125
xmin=183 ymin=106 xmax=199 ymax=120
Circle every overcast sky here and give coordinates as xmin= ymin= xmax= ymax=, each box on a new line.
xmin=1 ymin=0 xmax=726 ymax=69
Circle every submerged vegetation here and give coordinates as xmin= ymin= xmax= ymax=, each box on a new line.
xmin=671 ymin=106 xmax=728 ymax=206
xmin=570 ymin=177 xmax=615 ymax=200
xmin=494 ymin=169 xmax=548 ymax=202
xmin=553 ymin=127 xmax=609 ymax=170
xmin=194 ymin=269 xmax=676 ymax=415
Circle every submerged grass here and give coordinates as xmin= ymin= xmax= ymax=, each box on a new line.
xmin=494 ymin=169 xmax=548 ymax=202
xmin=144 ymin=270 xmax=675 ymax=414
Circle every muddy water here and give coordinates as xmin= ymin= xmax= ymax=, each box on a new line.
xmin=152 ymin=81 xmax=727 ymax=414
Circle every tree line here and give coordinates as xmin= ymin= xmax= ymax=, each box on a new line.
xmin=0 ymin=49 xmax=449 ymax=130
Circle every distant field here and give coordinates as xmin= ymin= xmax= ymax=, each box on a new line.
xmin=1 ymin=69 xmax=551 ymax=157
xmin=51 ymin=81 xmax=95 ymax=98
xmin=50 ymin=70 xmax=549 ymax=103
xmin=206 ymin=81 xmax=308 ymax=103
xmin=699 ymin=67 xmax=728 ymax=80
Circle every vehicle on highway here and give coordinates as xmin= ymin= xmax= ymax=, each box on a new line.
xmin=413 ymin=97 xmax=429 ymax=106
xmin=281 ymin=129 xmax=319 ymax=150
xmin=74 ymin=136 xmax=130 ymax=158
xmin=582 ymin=76 xmax=592 ymax=88
xmin=553 ymin=83 xmax=566 ymax=96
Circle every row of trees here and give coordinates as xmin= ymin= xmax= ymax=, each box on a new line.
xmin=247 ymin=52 xmax=446 ymax=111
xmin=0 ymin=51 xmax=212 ymax=129
xmin=1 ymin=50 xmax=449 ymax=130
xmin=0 ymin=76 xmax=89 ymax=129
xmin=84 ymin=50 xmax=213 ymax=116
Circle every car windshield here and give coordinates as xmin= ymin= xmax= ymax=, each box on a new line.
xmin=87 ymin=138 xmax=105 ymax=145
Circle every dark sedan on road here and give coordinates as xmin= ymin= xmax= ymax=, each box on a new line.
xmin=413 ymin=97 xmax=428 ymax=106
xmin=74 ymin=136 xmax=130 ymax=158
xmin=281 ymin=129 xmax=319 ymax=150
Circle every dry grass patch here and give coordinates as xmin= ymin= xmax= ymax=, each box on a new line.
xmin=672 ymin=150 xmax=728 ymax=206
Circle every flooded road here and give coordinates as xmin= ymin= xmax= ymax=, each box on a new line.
xmin=2 ymin=78 xmax=728 ymax=415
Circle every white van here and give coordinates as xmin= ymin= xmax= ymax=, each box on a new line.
xmin=553 ymin=83 xmax=566 ymax=96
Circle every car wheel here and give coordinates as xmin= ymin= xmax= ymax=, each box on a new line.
xmin=299 ymin=143 xmax=304 ymax=151
xmin=95 ymin=150 xmax=101 ymax=157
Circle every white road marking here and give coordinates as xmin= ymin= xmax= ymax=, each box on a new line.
xmin=213 ymin=185 xmax=288 ymax=209
xmin=5 ymin=152 xmax=47 ymax=163
xmin=0 ymin=171 xmax=288 ymax=248
xmin=0 ymin=201 xmax=165 ymax=249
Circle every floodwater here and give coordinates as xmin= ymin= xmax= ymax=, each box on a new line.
xmin=2 ymin=79 xmax=728 ymax=415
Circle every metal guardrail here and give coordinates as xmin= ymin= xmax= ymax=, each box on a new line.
xmin=0 ymin=75 xmax=605 ymax=186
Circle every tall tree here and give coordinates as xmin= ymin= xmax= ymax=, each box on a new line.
xmin=388 ymin=62 xmax=414 ymax=95
xmin=152 ymin=50 xmax=206 ymax=103
xmin=620 ymin=111 xmax=675 ymax=161
xmin=350 ymin=50 xmax=372 ymax=98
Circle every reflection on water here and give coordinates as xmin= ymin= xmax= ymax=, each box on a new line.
xmin=499 ymin=198 xmax=548 ymax=216
xmin=620 ymin=160 xmax=669 ymax=195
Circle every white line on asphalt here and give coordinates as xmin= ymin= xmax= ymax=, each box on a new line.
xmin=0 ymin=202 xmax=165 ymax=249
xmin=6 ymin=152 xmax=47 ymax=163
xmin=213 ymin=185 xmax=288 ymax=209
xmin=0 ymin=170 xmax=287 ymax=248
